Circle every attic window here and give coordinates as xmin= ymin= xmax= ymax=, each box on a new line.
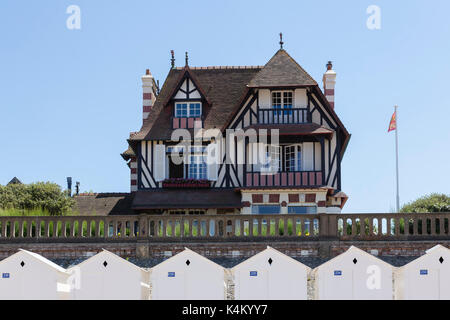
xmin=175 ymin=102 xmax=202 ymax=118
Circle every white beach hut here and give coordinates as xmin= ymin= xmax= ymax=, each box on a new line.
xmin=395 ymin=244 xmax=450 ymax=300
xmin=231 ymin=246 xmax=311 ymax=300
xmin=150 ymin=248 xmax=226 ymax=300
xmin=0 ymin=249 xmax=71 ymax=300
xmin=68 ymin=249 xmax=150 ymax=300
xmin=313 ymin=246 xmax=394 ymax=300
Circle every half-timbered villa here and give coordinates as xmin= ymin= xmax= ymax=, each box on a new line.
xmin=121 ymin=43 xmax=350 ymax=216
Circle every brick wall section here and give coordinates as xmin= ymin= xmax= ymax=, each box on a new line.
xmin=0 ymin=240 xmax=449 ymax=260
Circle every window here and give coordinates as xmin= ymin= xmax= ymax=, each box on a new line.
xmin=188 ymin=154 xmax=207 ymax=179
xmin=285 ymin=145 xmax=302 ymax=171
xmin=272 ymin=91 xmax=293 ymax=115
xmin=261 ymin=145 xmax=281 ymax=173
xmin=175 ymin=102 xmax=202 ymax=118
xmin=287 ymin=206 xmax=317 ymax=214
xmin=175 ymin=103 xmax=188 ymax=117
xmin=251 ymin=205 xmax=281 ymax=215
xmin=189 ymin=103 xmax=201 ymax=117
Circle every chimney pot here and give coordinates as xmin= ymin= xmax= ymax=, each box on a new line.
xmin=326 ymin=61 xmax=333 ymax=70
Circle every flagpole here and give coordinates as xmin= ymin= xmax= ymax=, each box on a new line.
xmin=394 ymin=105 xmax=400 ymax=212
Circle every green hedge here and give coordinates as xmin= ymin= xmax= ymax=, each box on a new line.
xmin=0 ymin=182 xmax=74 ymax=216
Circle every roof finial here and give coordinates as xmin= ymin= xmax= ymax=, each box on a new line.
xmin=170 ymin=50 xmax=175 ymax=69
xmin=185 ymin=51 xmax=189 ymax=66
xmin=279 ymin=32 xmax=284 ymax=49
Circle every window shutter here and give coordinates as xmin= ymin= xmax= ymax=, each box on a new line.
xmin=153 ymin=144 xmax=166 ymax=181
xmin=206 ymin=143 xmax=218 ymax=181
xmin=302 ymin=142 xmax=314 ymax=171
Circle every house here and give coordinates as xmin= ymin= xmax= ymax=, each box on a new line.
xmin=231 ymin=246 xmax=310 ymax=300
xmin=0 ymin=249 xmax=71 ymax=300
xmin=312 ymin=246 xmax=394 ymax=300
xmin=395 ymin=244 xmax=450 ymax=300
xmin=150 ymin=248 xmax=226 ymax=300
xmin=122 ymin=41 xmax=350 ymax=215
xmin=7 ymin=177 xmax=22 ymax=185
xmin=67 ymin=249 xmax=150 ymax=300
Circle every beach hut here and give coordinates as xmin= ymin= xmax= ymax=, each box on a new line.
xmin=0 ymin=249 xmax=71 ymax=300
xmin=231 ymin=246 xmax=310 ymax=300
xmin=150 ymin=248 xmax=226 ymax=300
xmin=395 ymin=244 xmax=450 ymax=300
xmin=68 ymin=249 xmax=149 ymax=300
xmin=313 ymin=246 xmax=394 ymax=300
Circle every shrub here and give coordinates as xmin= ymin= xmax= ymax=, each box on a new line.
xmin=0 ymin=182 xmax=74 ymax=216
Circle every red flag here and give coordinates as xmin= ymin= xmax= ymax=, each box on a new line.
xmin=388 ymin=111 xmax=396 ymax=132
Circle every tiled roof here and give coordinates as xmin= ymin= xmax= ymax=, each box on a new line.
xmin=73 ymin=193 xmax=135 ymax=215
xmin=120 ymin=145 xmax=135 ymax=161
xmin=247 ymin=49 xmax=317 ymax=88
xmin=132 ymin=189 xmax=243 ymax=209
xmin=130 ymin=66 xmax=261 ymax=141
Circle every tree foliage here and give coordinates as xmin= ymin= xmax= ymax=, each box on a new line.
xmin=400 ymin=193 xmax=450 ymax=213
xmin=0 ymin=182 xmax=74 ymax=216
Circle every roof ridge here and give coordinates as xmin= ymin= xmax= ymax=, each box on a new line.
xmin=175 ymin=66 xmax=263 ymax=70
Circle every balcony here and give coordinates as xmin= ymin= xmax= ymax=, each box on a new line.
xmin=244 ymin=171 xmax=323 ymax=188
xmin=257 ymin=108 xmax=310 ymax=125
xmin=162 ymin=178 xmax=210 ymax=189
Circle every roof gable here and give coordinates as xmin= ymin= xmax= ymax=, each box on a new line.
xmin=314 ymin=246 xmax=394 ymax=271
xmin=401 ymin=244 xmax=450 ymax=269
xmin=248 ymin=49 xmax=317 ymax=88
xmin=164 ymin=67 xmax=210 ymax=106
xmin=231 ymin=246 xmax=310 ymax=271
xmin=151 ymin=248 xmax=224 ymax=271
xmin=68 ymin=249 xmax=146 ymax=272
xmin=0 ymin=249 xmax=68 ymax=274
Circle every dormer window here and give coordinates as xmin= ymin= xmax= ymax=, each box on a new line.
xmin=272 ymin=91 xmax=293 ymax=115
xmin=175 ymin=102 xmax=202 ymax=118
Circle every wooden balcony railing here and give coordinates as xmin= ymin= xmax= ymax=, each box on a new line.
xmin=258 ymin=108 xmax=310 ymax=124
xmin=245 ymin=171 xmax=323 ymax=188
xmin=0 ymin=213 xmax=448 ymax=242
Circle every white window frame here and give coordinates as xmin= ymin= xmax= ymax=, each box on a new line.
xmin=251 ymin=143 xmax=280 ymax=174
xmin=271 ymin=91 xmax=293 ymax=115
xmin=188 ymin=153 xmax=207 ymax=180
xmin=175 ymin=102 xmax=202 ymax=118
xmin=284 ymin=144 xmax=302 ymax=172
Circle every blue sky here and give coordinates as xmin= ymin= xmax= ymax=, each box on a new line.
xmin=0 ymin=0 xmax=449 ymax=213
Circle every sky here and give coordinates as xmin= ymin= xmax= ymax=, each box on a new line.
xmin=0 ymin=0 xmax=449 ymax=213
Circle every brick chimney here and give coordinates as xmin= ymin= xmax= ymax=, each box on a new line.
xmin=323 ymin=61 xmax=336 ymax=109
xmin=142 ymin=69 xmax=157 ymax=121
